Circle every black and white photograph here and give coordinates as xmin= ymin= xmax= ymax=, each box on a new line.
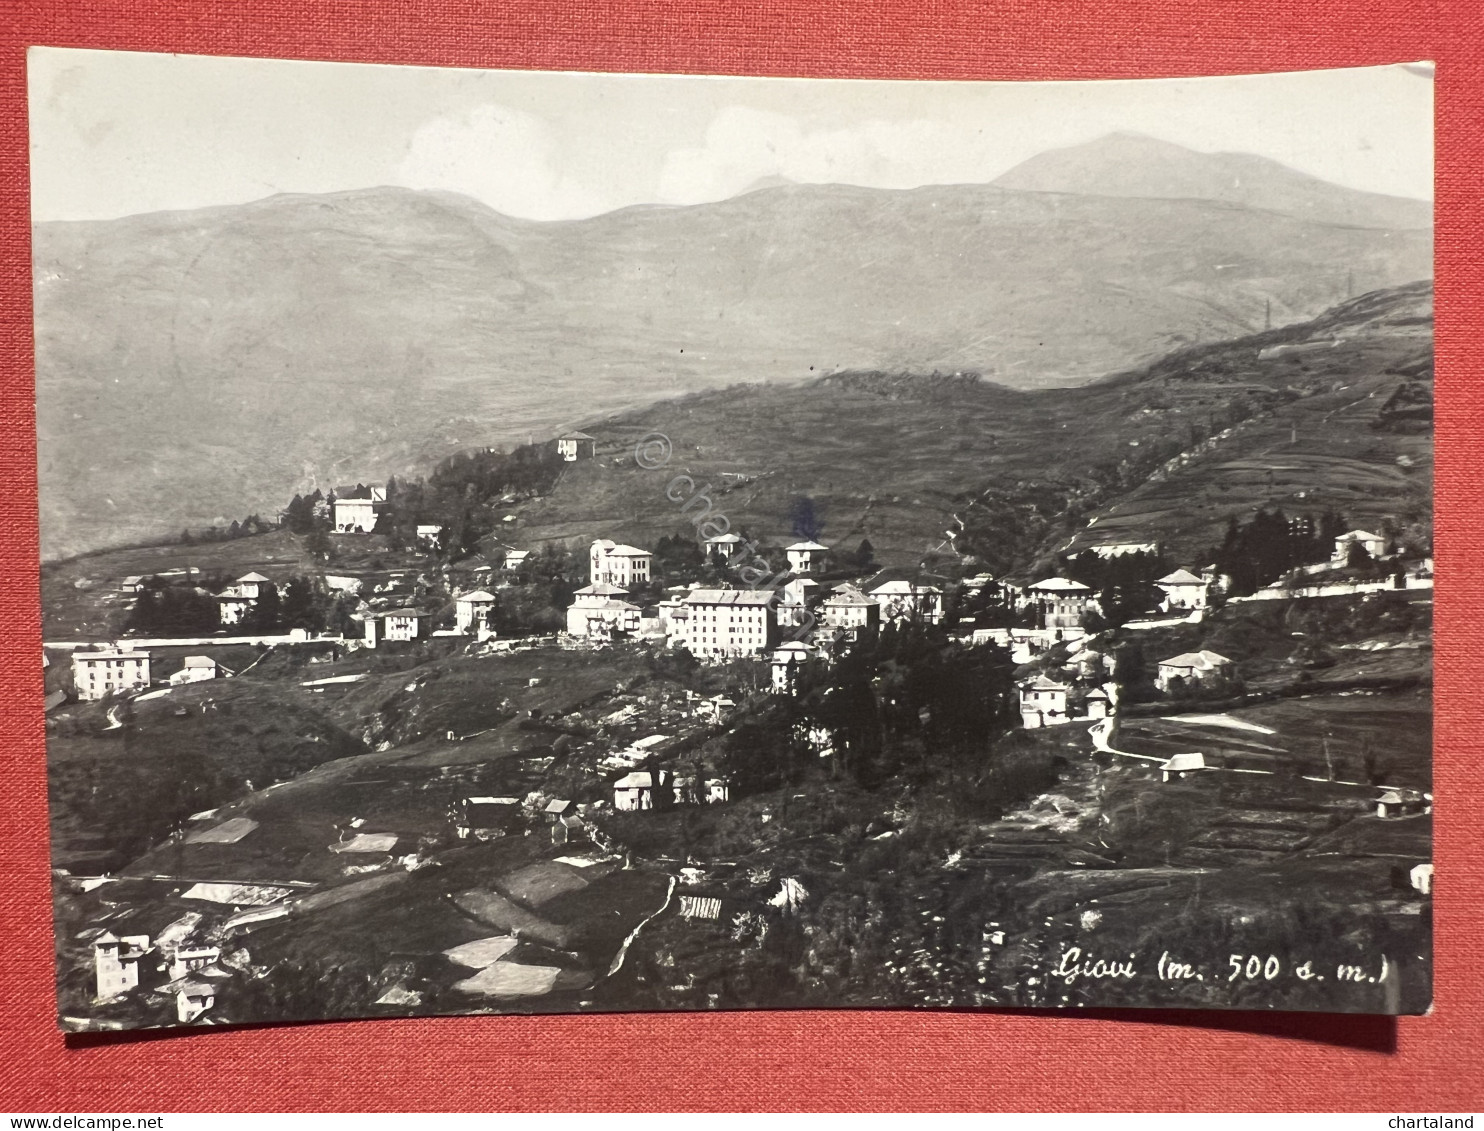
xmin=31 ymin=50 xmax=1434 ymax=1031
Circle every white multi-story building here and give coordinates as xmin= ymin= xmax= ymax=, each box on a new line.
xmin=363 ymin=608 xmax=431 ymax=647
xmin=771 ymin=642 xmax=813 ymax=695
xmin=333 ymin=486 xmax=387 ymax=533
xmin=1155 ymin=650 xmax=1234 ymax=692
xmin=215 ymin=572 xmax=275 ymax=626
xmin=1155 ymin=568 xmax=1210 ymax=612
xmin=72 ymin=648 xmax=152 ymax=701
xmin=821 ymin=585 xmax=880 ymax=638
xmin=677 ymin=589 xmax=777 ymax=657
xmin=870 ymin=580 xmax=945 ymax=626
xmin=590 ymin=539 xmax=653 ymax=587
xmin=1018 ymin=675 xmax=1070 ymax=729
xmin=1025 ymin=577 xmax=1095 ymax=630
xmin=785 ymin=541 xmax=829 ymax=575
xmin=94 ymin=932 xmax=150 ymax=999
xmin=455 ymin=590 xmax=497 ymax=634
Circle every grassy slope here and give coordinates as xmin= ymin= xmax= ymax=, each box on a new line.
xmin=506 ymin=282 xmax=1432 ymax=575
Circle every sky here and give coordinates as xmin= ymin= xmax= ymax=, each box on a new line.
xmin=27 ymin=50 xmax=1434 ymax=223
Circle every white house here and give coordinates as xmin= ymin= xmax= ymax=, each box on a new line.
xmin=821 ymin=585 xmax=880 ymax=637
xmin=703 ymin=532 xmax=745 ymax=560
xmin=94 ymin=932 xmax=150 ymax=999
xmin=415 ymin=524 xmax=444 ymax=550
xmin=173 ymin=976 xmax=221 ymax=1024
xmin=119 ymin=575 xmax=147 ymax=594
xmin=1155 ymin=568 xmax=1210 ymax=612
xmin=363 ymin=608 xmax=431 ymax=647
xmin=785 ymin=541 xmax=829 ymax=575
xmin=567 ymin=582 xmax=640 ymax=637
xmin=590 ymin=539 xmax=653 ymax=587
xmin=333 ymin=486 xmax=387 ymax=534
xmin=501 ymin=549 xmax=531 ymax=571
xmin=556 ymin=431 xmax=596 ymax=461
xmin=775 ymin=577 xmax=820 ymax=628
xmin=1161 ymin=752 xmax=1208 ymax=783
xmin=677 ymin=589 xmax=777 ymax=657
xmin=1019 ymin=675 xmax=1070 ymax=729
xmin=455 ymin=796 xmax=521 ymax=840
xmin=1410 ymin=863 xmax=1433 ymax=896
xmin=1333 ymin=529 xmax=1388 ymax=563
xmin=169 ymin=656 xmax=219 ymax=686
xmin=1026 ymin=578 xmax=1095 ymax=630
xmin=72 ymin=648 xmax=151 ymax=701
xmin=1083 ymin=687 xmax=1112 ymax=720
xmin=168 ymin=945 xmax=222 ymax=982
xmin=614 ymin=770 xmax=672 ymax=812
xmin=569 ymin=598 xmax=642 ymax=642
xmin=455 ymin=590 xmax=497 ymax=634
xmin=771 ymin=642 xmax=812 ymax=695
xmin=870 ymin=580 xmax=944 ymax=626
xmin=1155 ymin=650 xmax=1234 ymax=692
xmin=215 ymin=571 xmax=275 ymax=626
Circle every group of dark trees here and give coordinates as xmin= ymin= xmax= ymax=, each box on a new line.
xmin=1206 ymin=509 xmax=1355 ymax=597
xmin=125 ymin=575 xmax=358 ymax=637
xmin=1061 ymin=549 xmax=1170 ymax=627
xmin=261 ymin=444 xmax=569 ymax=564
xmin=179 ymin=514 xmax=275 ymax=546
xmin=712 ymin=623 xmax=1018 ymax=797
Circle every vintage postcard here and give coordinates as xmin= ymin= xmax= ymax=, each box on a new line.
xmin=30 ymin=50 xmax=1434 ymax=1029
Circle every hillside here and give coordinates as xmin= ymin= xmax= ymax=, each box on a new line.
xmin=35 ymin=136 xmax=1431 ymax=558
xmin=506 ymin=282 xmax=1432 ymax=575
xmin=994 ymin=132 xmax=1434 ymax=231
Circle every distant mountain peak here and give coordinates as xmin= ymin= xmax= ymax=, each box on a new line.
xmin=994 ymin=133 xmax=1432 ymax=230
xmin=736 ymin=173 xmax=800 ymax=196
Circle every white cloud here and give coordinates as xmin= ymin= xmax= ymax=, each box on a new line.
xmin=656 ymin=106 xmax=1047 ymax=204
xmin=397 ymin=102 xmax=608 ymax=219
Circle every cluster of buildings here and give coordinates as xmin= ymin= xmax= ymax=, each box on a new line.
xmin=93 ymin=929 xmax=235 ymax=1024
xmin=564 ymin=537 xmax=960 ymax=665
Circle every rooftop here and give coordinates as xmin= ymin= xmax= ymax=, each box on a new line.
xmin=1162 ymin=753 xmax=1207 ymax=773
xmin=1028 ymin=577 xmax=1092 ymax=593
xmin=1157 ymin=569 xmax=1204 ymax=585
xmin=1159 ymin=649 xmax=1233 ymax=670
xmin=684 ymin=589 xmax=777 ymax=607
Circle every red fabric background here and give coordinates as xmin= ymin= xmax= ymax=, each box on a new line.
xmin=1 ymin=0 xmax=1479 ymax=1112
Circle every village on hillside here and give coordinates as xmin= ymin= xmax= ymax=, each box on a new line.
xmin=31 ymin=51 xmax=1436 ymax=1031
xmin=42 ymin=419 xmax=1434 ymax=1028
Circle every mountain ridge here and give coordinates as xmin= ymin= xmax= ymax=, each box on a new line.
xmin=34 ymin=137 xmax=1432 ymax=558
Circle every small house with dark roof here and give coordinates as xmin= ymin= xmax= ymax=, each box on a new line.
xmin=556 ymin=431 xmax=596 ymax=461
